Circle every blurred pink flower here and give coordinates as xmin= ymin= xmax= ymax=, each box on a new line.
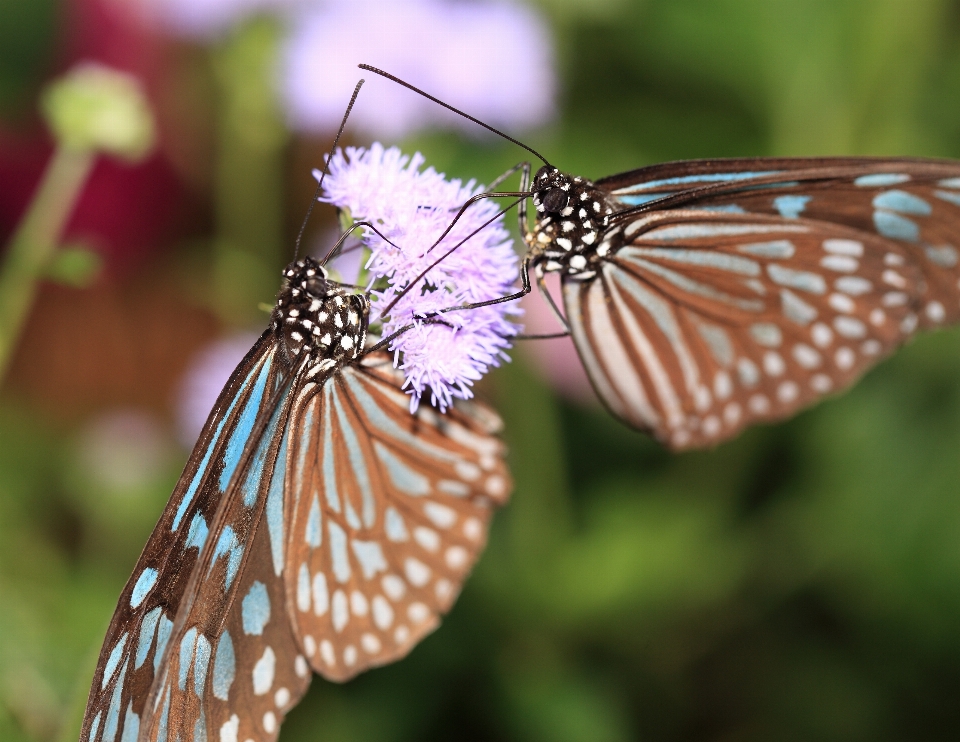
xmin=174 ymin=333 xmax=260 ymax=447
xmin=519 ymin=273 xmax=597 ymax=405
xmin=320 ymin=143 xmax=521 ymax=411
xmin=281 ymin=0 xmax=555 ymax=138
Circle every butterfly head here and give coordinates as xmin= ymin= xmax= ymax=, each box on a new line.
xmin=529 ymin=166 xmax=616 ymax=277
xmin=273 ymin=256 xmax=368 ymax=371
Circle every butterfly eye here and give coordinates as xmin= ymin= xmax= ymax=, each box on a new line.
xmin=542 ymin=187 xmax=568 ymax=213
xmin=306 ymin=277 xmax=328 ymax=297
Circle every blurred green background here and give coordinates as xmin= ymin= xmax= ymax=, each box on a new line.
xmin=4 ymin=0 xmax=960 ymax=740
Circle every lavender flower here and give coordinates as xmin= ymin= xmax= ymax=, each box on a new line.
xmin=319 ymin=143 xmax=521 ymax=410
xmin=282 ymin=0 xmax=555 ymax=138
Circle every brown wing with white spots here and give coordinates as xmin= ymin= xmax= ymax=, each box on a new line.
xmin=563 ymin=210 xmax=923 ymax=450
xmin=601 ymin=157 xmax=960 ymax=329
xmin=283 ymin=353 xmax=511 ymax=682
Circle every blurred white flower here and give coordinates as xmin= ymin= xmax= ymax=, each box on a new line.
xmin=175 ymin=333 xmax=260 ymax=447
xmin=281 ymin=0 xmax=556 ymax=138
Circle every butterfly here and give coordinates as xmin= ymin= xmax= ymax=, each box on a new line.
xmin=357 ymin=65 xmax=960 ymax=451
xmin=521 ymin=158 xmax=960 ymax=449
xmin=79 ymin=256 xmax=512 ymax=742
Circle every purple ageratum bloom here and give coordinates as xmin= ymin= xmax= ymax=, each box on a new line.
xmin=319 ymin=143 xmax=521 ymax=410
xmin=282 ymin=0 xmax=555 ymax=138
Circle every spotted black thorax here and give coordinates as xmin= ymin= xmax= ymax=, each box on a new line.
xmin=528 ymin=165 xmax=621 ymax=279
xmin=272 ymin=257 xmax=368 ymax=372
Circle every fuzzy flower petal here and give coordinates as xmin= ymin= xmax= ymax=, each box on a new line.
xmin=282 ymin=0 xmax=555 ymax=137
xmin=319 ymin=143 xmax=521 ymax=410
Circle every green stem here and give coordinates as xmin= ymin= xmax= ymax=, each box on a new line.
xmin=211 ymin=18 xmax=288 ymax=323
xmin=0 ymin=146 xmax=94 ymax=381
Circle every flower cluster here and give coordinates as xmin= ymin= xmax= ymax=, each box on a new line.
xmin=319 ymin=143 xmax=521 ymax=410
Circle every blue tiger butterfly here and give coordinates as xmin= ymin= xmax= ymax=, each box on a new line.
xmin=362 ymin=64 xmax=960 ymax=451
xmin=79 ymin=257 xmax=512 ymax=742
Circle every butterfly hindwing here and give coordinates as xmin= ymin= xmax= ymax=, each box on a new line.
xmin=602 ymin=157 xmax=960 ymax=329
xmin=80 ymin=337 xmax=278 ymax=742
xmin=564 ymin=210 xmax=923 ymax=450
xmin=283 ymin=354 xmax=511 ymax=681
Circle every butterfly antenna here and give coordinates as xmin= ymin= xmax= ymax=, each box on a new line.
xmin=293 ymin=78 xmax=365 ymax=260
xmin=358 ymin=64 xmax=551 ymax=167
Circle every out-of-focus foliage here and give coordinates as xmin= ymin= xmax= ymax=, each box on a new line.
xmin=4 ymin=1 xmax=960 ymax=741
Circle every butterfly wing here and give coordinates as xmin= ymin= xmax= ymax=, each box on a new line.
xmin=80 ymin=335 xmax=283 ymax=742
xmin=563 ymin=209 xmax=923 ymax=450
xmin=138 ymin=357 xmax=311 ymax=742
xmin=600 ymin=157 xmax=960 ymax=329
xmin=283 ymin=353 xmax=511 ymax=682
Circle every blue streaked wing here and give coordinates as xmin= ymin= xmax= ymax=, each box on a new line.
xmin=80 ymin=336 xmax=280 ymax=742
xmin=600 ymin=157 xmax=960 ymax=329
xmin=564 ymin=210 xmax=924 ymax=450
xmin=282 ymin=354 xmax=511 ymax=682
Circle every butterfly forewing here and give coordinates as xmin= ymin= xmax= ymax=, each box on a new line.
xmin=563 ymin=210 xmax=923 ymax=450
xmin=283 ymin=354 xmax=511 ymax=682
xmin=80 ymin=338 xmax=278 ymax=742
xmin=602 ymin=158 xmax=960 ymax=329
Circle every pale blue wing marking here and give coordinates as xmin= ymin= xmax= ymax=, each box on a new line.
xmin=351 ymin=540 xmax=388 ymax=579
xmin=766 ymin=265 xmax=827 ymax=294
xmin=177 ymin=627 xmax=198 ymax=690
xmin=611 ymin=170 xmax=780 ymax=194
xmin=621 ymin=246 xmax=760 ymax=275
xmin=640 ymin=222 xmax=808 ymax=242
xmin=219 ymin=352 xmax=274 ymax=492
xmin=119 ymin=703 xmax=139 ymax=742
xmin=241 ymin=390 xmax=290 ymax=508
xmin=184 ymin=513 xmax=208 ymax=551
xmin=134 ymin=607 xmax=161 ymax=669
xmin=173 ymin=352 xmax=270 ymax=531
xmin=193 ymin=634 xmax=211 ymax=697
xmin=212 ymin=631 xmax=235 ymax=701
xmin=265 ymin=423 xmax=289 ymax=576
xmin=332 ymin=387 xmax=376 ymax=528
xmin=241 ymin=581 xmax=270 ymax=636
xmin=153 ymin=613 xmax=173 ymax=674
xmin=210 ymin=526 xmax=243 ymax=589
xmin=873 ymin=211 xmax=920 ymax=241
xmin=737 ymin=240 xmax=796 ymax=258
xmin=618 ymin=254 xmax=765 ymax=312
xmin=130 ymin=568 xmax=158 ymax=608
xmin=155 ymin=686 xmax=170 ymax=742
xmin=101 ymin=659 xmax=127 ymax=742
xmin=88 ymin=712 xmax=101 ymax=742
xmin=934 ymin=189 xmax=960 ymax=206
xmin=700 ymin=204 xmax=746 ymax=213
xmin=305 ymin=496 xmax=322 ymax=548
xmin=193 ymin=711 xmax=206 ymax=742
xmin=341 ymin=371 xmax=466 ymax=465
xmin=327 ymin=521 xmax=351 ymax=583
xmin=613 ymin=191 xmax=675 ymax=206
xmin=101 ymin=632 xmax=128 ymax=689
xmin=322 ymin=385 xmax=341 ymax=514
xmin=854 ymin=173 xmax=910 ymax=186
xmin=373 ymin=441 xmax=430 ymax=496
xmin=773 ymin=195 xmax=810 ymax=218
xmin=873 ymin=190 xmax=931 ymax=215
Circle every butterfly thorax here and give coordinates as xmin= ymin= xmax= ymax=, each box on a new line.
xmin=528 ymin=166 xmax=619 ymax=278
xmin=272 ymin=257 xmax=368 ymax=372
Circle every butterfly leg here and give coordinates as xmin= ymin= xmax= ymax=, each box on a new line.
xmin=485 ymin=161 xmax=530 ymax=192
